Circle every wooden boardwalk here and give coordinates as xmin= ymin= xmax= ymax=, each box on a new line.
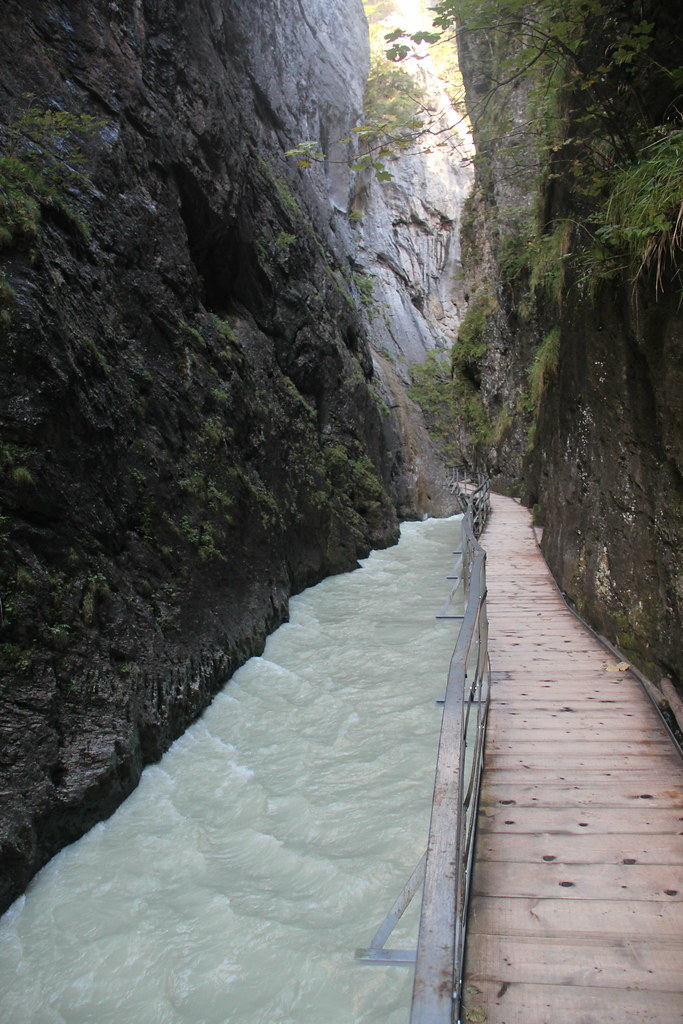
xmin=462 ymin=493 xmax=683 ymax=1024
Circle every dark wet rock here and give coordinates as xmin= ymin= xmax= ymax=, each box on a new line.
xmin=0 ymin=0 xmax=455 ymax=912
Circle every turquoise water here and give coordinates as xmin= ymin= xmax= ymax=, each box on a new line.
xmin=0 ymin=516 xmax=462 ymax=1024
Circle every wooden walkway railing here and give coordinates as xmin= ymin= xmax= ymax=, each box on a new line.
xmin=461 ymin=493 xmax=683 ymax=1023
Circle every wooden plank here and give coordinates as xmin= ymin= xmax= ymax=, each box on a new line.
xmin=481 ymin=780 xmax=683 ymax=807
xmin=466 ymin=933 xmax=683 ymax=990
xmin=493 ymin=698 xmax=668 ymax=714
xmin=491 ymin=694 xmax=659 ymax=709
xmin=476 ymin=804 xmax=683 ymax=834
xmin=482 ymin=753 xmax=681 ymax=771
xmin=487 ymin=653 xmax=616 ymax=662
xmin=468 ymin=894 xmax=683 ymax=936
xmin=460 ymin=981 xmax=683 ymax=1023
xmin=472 ymin=860 xmax=683 ymax=901
xmin=487 ymin=720 xmax=666 ymax=735
xmin=484 ymin=738 xmax=674 ymax=755
xmin=493 ymin=640 xmax=600 ymax=647
xmin=487 ymin=723 xmax=670 ymax=739
xmin=491 ymin=633 xmax=605 ymax=640
xmin=489 ymin=674 xmax=642 ymax=684
xmin=489 ymin=666 xmax=638 ymax=674
xmin=487 ymin=674 xmax=645 ymax=688
xmin=481 ymin=767 xmax=683 ymax=788
xmin=493 ymin=699 xmax=655 ymax=711
xmin=489 ymin=703 xmax=663 ymax=718
xmin=491 ymin=689 xmax=648 ymax=701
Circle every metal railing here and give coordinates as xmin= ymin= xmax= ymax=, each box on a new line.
xmin=449 ymin=468 xmax=489 ymax=539
xmin=409 ymin=477 xmax=491 ymax=1024
xmin=354 ymin=474 xmax=491 ymax=1023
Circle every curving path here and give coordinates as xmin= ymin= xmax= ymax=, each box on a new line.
xmin=462 ymin=493 xmax=683 ymax=1024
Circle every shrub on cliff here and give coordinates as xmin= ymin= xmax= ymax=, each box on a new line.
xmin=0 ymin=95 xmax=102 ymax=249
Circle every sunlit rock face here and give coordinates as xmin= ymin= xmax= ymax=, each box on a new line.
xmin=351 ymin=2 xmax=474 ymax=375
xmin=351 ymin=122 xmax=473 ymax=514
xmin=0 ymin=0 xmax=457 ymax=914
xmin=334 ymin=0 xmax=475 ymax=521
xmin=356 ymin=137 xmax=472 ymax=371
xmin=224 ymin=0 xmax=369 ymax=219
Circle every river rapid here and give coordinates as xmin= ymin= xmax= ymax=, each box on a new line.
xmin=0 ymin=516 xmax=463 ymax=1024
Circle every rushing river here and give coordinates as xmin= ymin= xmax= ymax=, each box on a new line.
xmin=0 ymin=516 xmax=463 ymax=1024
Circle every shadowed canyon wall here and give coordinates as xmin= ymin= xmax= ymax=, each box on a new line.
xmin=452 ymin=1 xmax=683 ymax=693
xmin=0 ymin=0 xmax=460 ymax=912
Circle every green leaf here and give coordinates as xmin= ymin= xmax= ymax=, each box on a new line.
xmin=386 ymin=44 xmax=410 ymax=62
xmin=412 ymin=31 xmax=441 ymax=45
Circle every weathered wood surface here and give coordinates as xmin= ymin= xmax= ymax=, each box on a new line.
xmin=462 ymin=493 xmax=683 ymax=1024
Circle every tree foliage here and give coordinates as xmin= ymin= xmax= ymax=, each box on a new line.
xmin=287 ymin=0 xmax=466 ymax=182
xmin=593 ymin=128 xmax=683 ymax=292
xmin=389 ymin=0 xmax=673 ymax=154
xmin=399 ymin=1 xmax=683 ymax=466
xmin=392 ymin=1 xmax=683 ymax=292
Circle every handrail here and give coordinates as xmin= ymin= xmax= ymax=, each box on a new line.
xmin=409 ymin=478 xmax=491 ymax=1024
xmin=467 ymin=477 xmax=490 ymax=542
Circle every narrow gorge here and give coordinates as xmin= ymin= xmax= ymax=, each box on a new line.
xmin=1 ymin=0 xmax=682 ymax=922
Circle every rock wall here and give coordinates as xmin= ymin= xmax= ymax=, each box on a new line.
xmin=454 ymin=3 xmax=683 ymax=693
xmin=354 ymin=132 xmax=471 ymax=370
xmin=352 ymin=0 xmax=473 ymax=375
xmin=528 ymin=264 xmax=683 ymax=692
xmin=0 ymin=0 xmax=456 ymax=912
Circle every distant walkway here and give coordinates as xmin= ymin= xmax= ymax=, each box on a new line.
xmin=462 ymin=494 xmax=683 ymax=1023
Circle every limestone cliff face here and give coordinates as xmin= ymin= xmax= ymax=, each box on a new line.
xmin=354 ymin=132 xmax=472 ymax=370
xmin=345 ymin=0 xmax=474 ymax=515
xmin=350 ymin=0 xmax=473 ymax=372
xmin=0 ymin=0 xmax=455 ymax=912
xmin=454 ymin=5 xmax=683 ymax=692
xmin=353 ymin=134 xmax=472 ymax=514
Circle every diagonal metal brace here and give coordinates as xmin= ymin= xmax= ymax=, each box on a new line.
xmin=354 ymin=851 xmax=426 ymax=965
